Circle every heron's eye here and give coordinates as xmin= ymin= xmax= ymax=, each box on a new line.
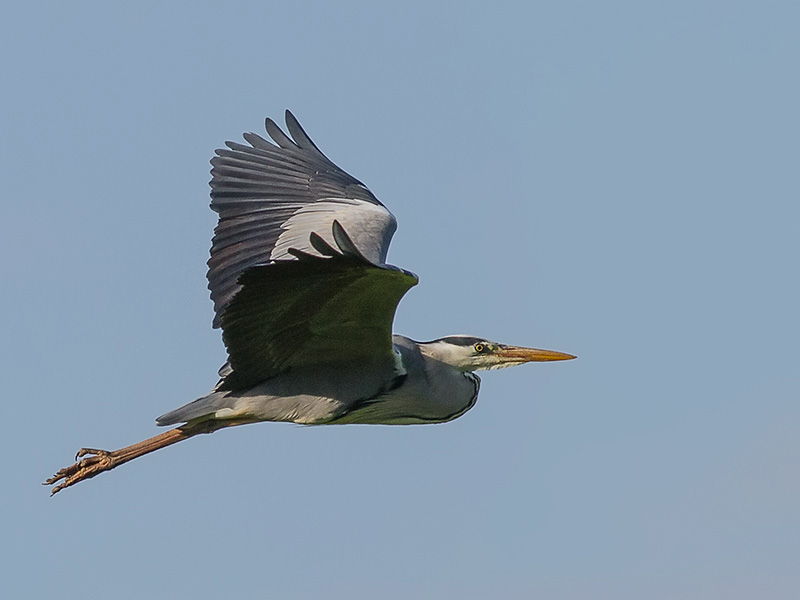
xmin=474 ymin=343 xmax=485 ymax=353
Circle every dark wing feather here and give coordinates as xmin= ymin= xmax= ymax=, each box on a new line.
xmin=218 ymin=224 xmax=418 ymax=391
xmin=208 ymin=110 xmax=397 ymax=328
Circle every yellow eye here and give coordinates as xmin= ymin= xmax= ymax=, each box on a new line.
xmin=474 ymin=343 xmax=485 ymax=353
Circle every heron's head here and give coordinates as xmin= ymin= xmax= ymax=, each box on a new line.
xmin=422 ymin=335 xmax=576 ymax=372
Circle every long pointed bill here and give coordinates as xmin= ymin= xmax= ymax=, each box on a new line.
xmin=497 ymin=345 xmax=577 ymax=363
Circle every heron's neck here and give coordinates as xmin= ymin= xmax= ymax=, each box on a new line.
xmin=417 ymin=340 xmax=474 ymax=372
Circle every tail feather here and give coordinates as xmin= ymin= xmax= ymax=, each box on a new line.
xmin=156 ymin=391 xmax=234 ymax=426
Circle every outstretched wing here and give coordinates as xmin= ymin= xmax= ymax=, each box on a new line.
xmin=208 ymin=110 xmax=397 ymax=327
xmin=217 ymin=222 xmax=418 ymax=391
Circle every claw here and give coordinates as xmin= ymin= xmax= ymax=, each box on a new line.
xmin=75 ymin=448 xmax=108 ymax=460
xmin=44 ymin=448 xmax=118 ymax=495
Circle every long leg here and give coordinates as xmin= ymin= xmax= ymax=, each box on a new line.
xmin=44 ymin=418 xmax=251 ymax=495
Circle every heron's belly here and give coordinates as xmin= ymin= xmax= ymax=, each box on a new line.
xmin=213 ymin=364 xmax=397 ymax=425
xmin=219 ymin=391 xmax=347 ymax=424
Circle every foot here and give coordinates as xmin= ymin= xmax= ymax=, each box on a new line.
xmin=44 ymin=448 xmax=119 ymax=495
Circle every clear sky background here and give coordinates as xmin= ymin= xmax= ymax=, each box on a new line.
xmin=2 ymin=2 xmax=798 ymax=598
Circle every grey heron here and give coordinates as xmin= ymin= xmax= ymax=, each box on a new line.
xmin=46 ymin=111 xmax=575 ymax=495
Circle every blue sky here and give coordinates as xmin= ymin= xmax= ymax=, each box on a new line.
xmin=2 ymin=2 xmax=799 ymax=598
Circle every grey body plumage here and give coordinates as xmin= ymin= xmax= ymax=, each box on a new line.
xmin=45 ymin=111 xmax=575 ymax=494
xmin=157 ymin=334 xmax=480 ymax=427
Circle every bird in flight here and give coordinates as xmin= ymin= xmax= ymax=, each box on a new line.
xmin=46 ymin=111 xmax=575 ymax=494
